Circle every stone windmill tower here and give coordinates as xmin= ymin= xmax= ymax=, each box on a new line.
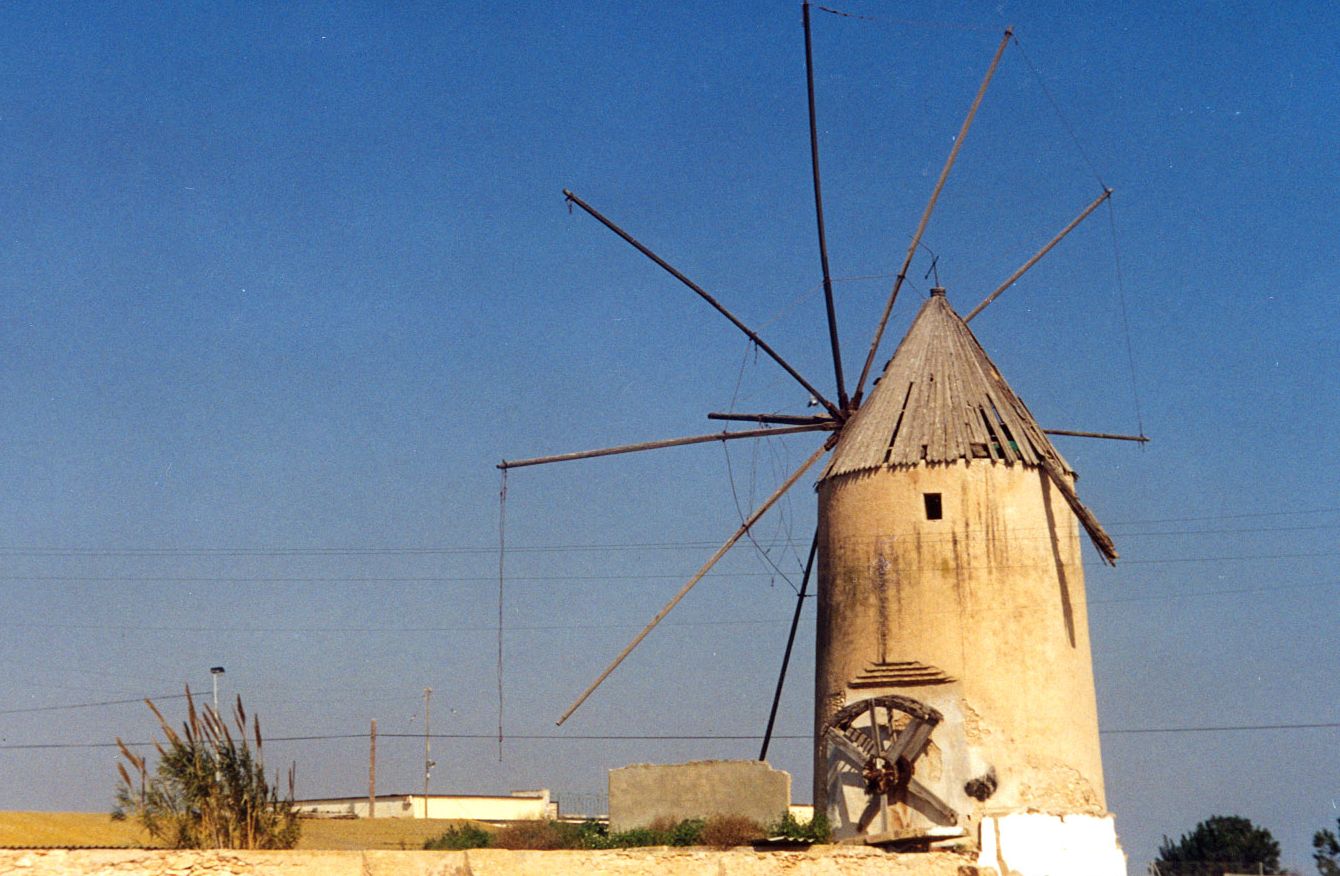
xmin=813 ymin=287 xmax=1120 ymax=859
xmin=501 ymin=6 xmax=1138 ymax=871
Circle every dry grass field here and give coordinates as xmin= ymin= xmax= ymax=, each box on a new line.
xmin=0 ymin=811 xmax=488 ymax=850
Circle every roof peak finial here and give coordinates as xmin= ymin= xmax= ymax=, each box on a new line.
xmin=930 ymin=286 xmax=947 ymax=297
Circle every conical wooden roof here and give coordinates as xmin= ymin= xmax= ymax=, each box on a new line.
xmin=823 ymin=288 xmax=1117 ymax=563
xmin=823 ymin=288 xmax=1068 ymax=480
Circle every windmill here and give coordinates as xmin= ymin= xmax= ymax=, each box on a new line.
xmin=500 ymin=5 xmax=1140 ymax=866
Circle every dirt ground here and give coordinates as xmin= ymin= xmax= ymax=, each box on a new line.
xmin=0 ymin=811 xmax=486 ymax=850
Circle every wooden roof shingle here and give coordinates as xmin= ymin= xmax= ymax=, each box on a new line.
xmin=823 ymin=288 xmax=1118 ymax=563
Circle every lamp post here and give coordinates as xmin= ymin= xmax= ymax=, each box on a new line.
xmin=210 ymin=666 xmax=225 ymax=713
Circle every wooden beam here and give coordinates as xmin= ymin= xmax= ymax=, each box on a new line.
xmin=563 ymin=188 xmax=843 ymax=421
xmin=1044 ymin=428 xmax=1148 ymax=443
xmin=803 ymin=1 xmax=849 ymax=411
xmin=852 ymin=27 xmax=1013 ymax=407
xmin=1039 ymin=455 xmax=1118 ymax=565
xmin=964 ymin=188 xmax=1112 ymax=323
xmin=759 ymin=532 xmax=817 ymax=761
xmin=498 ymin=424 xmax=830 ymax=470
xmin=708 ymin=411 xmax=838 ymax=427
xmin=556 ymin=443 xmax=828 ymax=725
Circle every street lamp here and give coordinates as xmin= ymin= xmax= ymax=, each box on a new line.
xmin=210 ymin=666 xmax=225 ymax=713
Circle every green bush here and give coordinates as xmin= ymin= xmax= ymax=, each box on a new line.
xmin=422 ymin=815 xmax=777 ymax=851
xmin=769 ymin=811 xmax=831 ymax=843
xmin=423 ymin=823 xmax=492 ymax=850
xmin=665 ymin=816 xmax=706 ymax=847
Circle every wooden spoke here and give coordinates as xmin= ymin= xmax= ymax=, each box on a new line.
xmin=905 ymin=776 xmax=957 ymax=825
xmin=555 ymin=443 xmax=828 ymax=725
xmin=826 ymin=727 xmax=869 ymax=767
xmin=855 ymin=793 xmax=885 ymax=834
xmin=881 ymin=716 xmax=934 ymax=764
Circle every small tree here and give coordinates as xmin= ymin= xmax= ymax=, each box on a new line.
xmin=1156 ymin=815 xmax=1282 ymax=876
xmin=1315 ymin=817 xmax=1340 ymax=876
xmin=113 ymin=688 xmax=300 ymax=849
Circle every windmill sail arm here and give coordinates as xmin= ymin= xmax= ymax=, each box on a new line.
xmin=561 ymin=188 xmax=843 ymax=421
xmin=555 ymin=443 xmax=828 ymax=726
xmin=1043 ymin=428 xmax=1148 ymax=443
xmin=498 ymin=424 xmax=830 ymax=470
xmin=1037 ymin=455 xmax=1118 ymax=565
xmin=802 ymin=0 xmax=849 ymax=411
xmin=708 ymin=411 xmax=838 ymax=427
xmin=964 ymin=187 xmax=1112 ymax=324
xmin=851 ymin=27 xmax=1013 ymax=405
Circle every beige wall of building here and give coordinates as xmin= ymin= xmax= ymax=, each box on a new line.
xmin=297 ymin=790 xmax=554 ymax=821
xmin=815 ymin=460 xmax=1106 ymax=833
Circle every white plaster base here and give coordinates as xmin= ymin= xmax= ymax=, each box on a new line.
xmin=976 ymin=813 xmax=1125 ymax=876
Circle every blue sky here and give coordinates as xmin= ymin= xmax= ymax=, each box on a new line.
xmin=0 ymin=2 xmax=1337 ymax=872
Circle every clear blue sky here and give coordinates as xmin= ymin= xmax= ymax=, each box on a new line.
xmin=1 ymin=2 xmax=1337 ymax=872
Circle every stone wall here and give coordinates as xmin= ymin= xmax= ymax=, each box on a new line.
xmin=0 ymin=847 xmax=986 ymax=876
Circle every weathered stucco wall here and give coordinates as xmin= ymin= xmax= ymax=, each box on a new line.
xmin=608 ymin=760 xmax=790 ymax=832
xmin=815 ymin=460 xmax=1107 ymax=828
xmin=0 ymin=847 xmax=986 ymax=876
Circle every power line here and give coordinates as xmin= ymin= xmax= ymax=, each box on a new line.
xmin=5 ymin=721 xmax=1338 ymax=751
xmin=0 ymin=506 xmax=1333 ymax=558
xmin=4 ymin=576 xmax=1339 ymax=636
xmin=0 ymin=693 xmax=189 ymax=716
xmin=2 ymin=549 xmax=1335 ymax=593
xmin=1101 ymin=721 xmax=1340 ymax=736
xmin=0 ymin=618 xmax=796 ymax=634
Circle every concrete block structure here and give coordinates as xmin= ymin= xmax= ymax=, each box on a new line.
xmin=608 ymin=760 xmax=790 ymax=832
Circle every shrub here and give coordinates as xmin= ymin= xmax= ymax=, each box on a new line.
xmin=112 ymin=688 xmax=299 ymax=850
xmin=664 ymin=816 xmax=706 ymax=847
xmin=769 ymin=811 xmax=831 ymax=843
xmin=598 ymin=826 xmax=660 ymax=848
xmin=490 ymin=819 xmax=583 ymax=850
xmin=571 ymin=819 xmax=611 ymax=848
xmin=699 ymin=814 xmax=764 ymax=849
xmin=424 ymin=822 xmax=492 ymax=850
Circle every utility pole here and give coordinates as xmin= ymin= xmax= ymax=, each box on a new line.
xmin=368 ymin=719 xmax=377 ymax=818
xmin=423 ymin=688 xmax=434 ymax=809
xmin=210 ymin=666 xmax=225 ymax=713
xmin=209 ymin=666 xmax=226 ymax=784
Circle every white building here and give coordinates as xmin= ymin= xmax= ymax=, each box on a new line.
xmin=297 ymin=789 xmax=556 ymax=821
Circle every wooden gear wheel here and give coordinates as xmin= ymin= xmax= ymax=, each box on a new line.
xmin=823 ymin=694 xmax=958 ymax=835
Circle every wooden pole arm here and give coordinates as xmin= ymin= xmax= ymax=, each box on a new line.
xmin=556 ymin=443 xmax=828 ymax=725
xmin=708 ymin=412 xmax=838 ymax=427
xmin=498 ymin=424 xmax=831 ymax=470
xmin=851 ymin=27 xmax=1013 ymax=406
xmin=964 ymin=188 xmax=1112 ymax=323
xmin=1044 ymin=428 xmax=1148 ymax=443
xmin=563 ymin=188 xmax=843 ymax=421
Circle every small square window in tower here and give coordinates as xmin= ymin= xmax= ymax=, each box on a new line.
xmin=923 ymin=492 xmax=943 ymax=520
